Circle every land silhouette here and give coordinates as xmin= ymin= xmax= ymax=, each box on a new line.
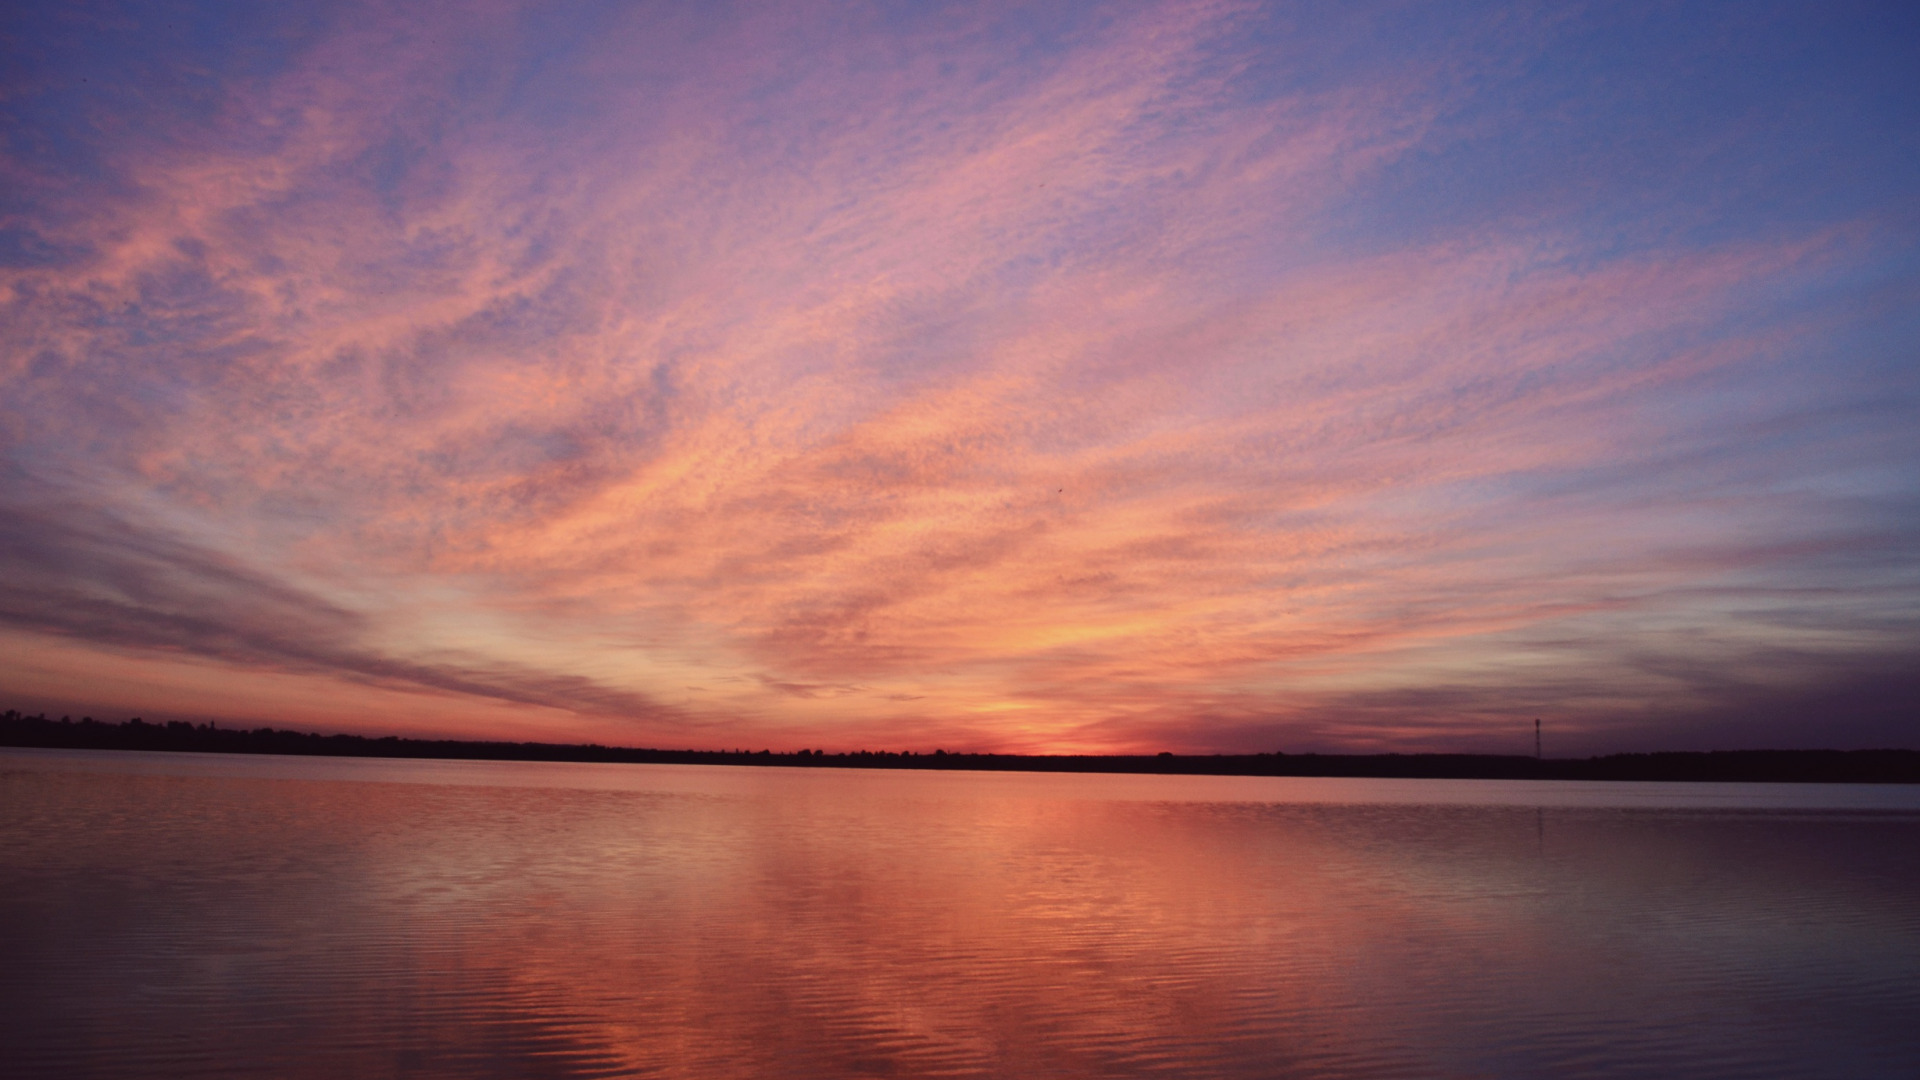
xmin=3 ymin=710 xmax=1915 ymax=783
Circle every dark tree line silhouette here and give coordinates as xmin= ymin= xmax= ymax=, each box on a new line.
xmin=2 ymin=709 xmax=1915 ymax=783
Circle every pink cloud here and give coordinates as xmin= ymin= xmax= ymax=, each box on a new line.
xmin=2 ymin=1 xmax=1913 ymax=752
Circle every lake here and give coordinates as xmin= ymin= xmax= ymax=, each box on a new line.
xmin=3 ymin=748 xmax=1917 ymax=1078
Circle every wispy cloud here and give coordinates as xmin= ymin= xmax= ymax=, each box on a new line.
xmin=0 ymin=467 xmax=686 ymax=724
xmin=2 ymin=0 xmax=1915 ymax=750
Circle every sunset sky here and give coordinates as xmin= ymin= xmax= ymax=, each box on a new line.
xmin=2 ymin=1 xmax=1916 ymax=755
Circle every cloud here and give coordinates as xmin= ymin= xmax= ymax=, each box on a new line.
xmin=1 ymin=0 xmax=1915 ymax=750
xmin=0 ymin=467 xmax=684 ymax=724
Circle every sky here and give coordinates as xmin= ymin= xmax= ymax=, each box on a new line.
xmin=1 ymin=0 xmax=1916 ymax=756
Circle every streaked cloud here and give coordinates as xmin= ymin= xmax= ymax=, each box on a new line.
xmin=3 ymin=0 xmax=1915 ymax=751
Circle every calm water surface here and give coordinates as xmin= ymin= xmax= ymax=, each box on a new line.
xmin=3 ymin=749 xmax=1917 ymax=1079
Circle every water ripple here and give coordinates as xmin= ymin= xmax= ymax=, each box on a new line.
xmin=3 ymin=750 xmax=1917 ymax=1078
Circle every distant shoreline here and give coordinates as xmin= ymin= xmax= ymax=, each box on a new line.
xmin=3 ymin=710 xmax=1916 ymax=784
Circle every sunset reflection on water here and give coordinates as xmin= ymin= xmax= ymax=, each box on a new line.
xmin=4 ymin=750 xmax=1917 ymax=1078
